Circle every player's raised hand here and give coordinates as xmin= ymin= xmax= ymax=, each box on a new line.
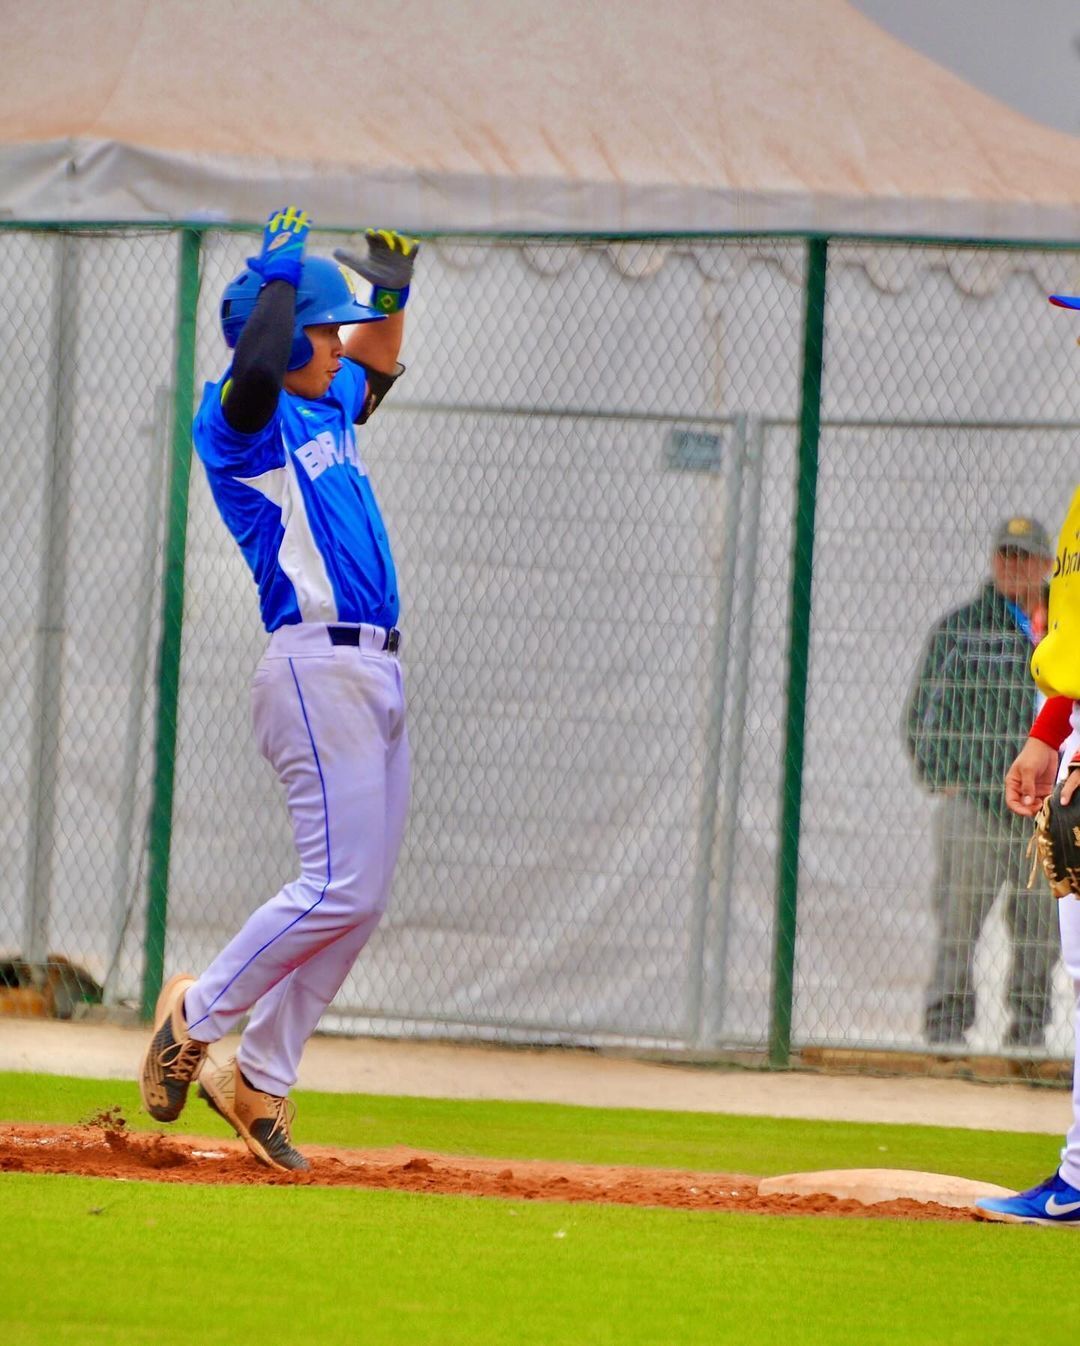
xmin=334 ymin=229 xmax=420 ymax=314
xmin=248 ymin=206 xmax=311 ymax=287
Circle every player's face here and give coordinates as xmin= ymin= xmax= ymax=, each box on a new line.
xmin=283 ymin=323 xmax=344 ymax=399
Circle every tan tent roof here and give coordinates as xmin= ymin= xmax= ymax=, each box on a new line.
xmin=5 ymin=0 xmax=1080 ymax=236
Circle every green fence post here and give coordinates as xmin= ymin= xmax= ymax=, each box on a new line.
xmin=769 ymin=236 xmax=828 ymax=1067
xmin=140 ymin=228 xmax=201 ymax=1020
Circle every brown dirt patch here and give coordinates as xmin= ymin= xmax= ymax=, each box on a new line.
xmin=0 ymin=1118 xmax=975 ymax=1221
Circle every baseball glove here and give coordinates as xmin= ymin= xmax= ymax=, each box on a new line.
xmin=1028 ymin=776 xmax=1080 ymax=899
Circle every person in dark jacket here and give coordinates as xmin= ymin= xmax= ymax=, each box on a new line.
xmin=905 ymin=516 xmax=1056 ymax=1048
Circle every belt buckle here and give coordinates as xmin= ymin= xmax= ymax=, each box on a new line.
xmin=385 ymin=628 xmax=400 ymax=653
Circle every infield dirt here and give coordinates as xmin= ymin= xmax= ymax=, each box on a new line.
xmin=2 ymin=1018 xmax=1067 ymax=1222
xmin=0 ymin=1115 xmax=974 ymax=1222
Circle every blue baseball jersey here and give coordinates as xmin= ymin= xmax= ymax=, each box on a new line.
xmin=193 ymin=359 xmax=399 ymax=633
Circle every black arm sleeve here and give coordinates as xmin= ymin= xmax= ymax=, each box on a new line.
xmin=356 ymin=360 xmax=406 ymax=424
xmin=221 ymin=281 xmax=296 ymax=433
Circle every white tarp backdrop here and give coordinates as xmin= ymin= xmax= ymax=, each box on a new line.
xmin=4 ymin=0 xmax=1080 ymax=238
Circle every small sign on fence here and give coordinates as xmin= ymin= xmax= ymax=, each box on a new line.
xmin=663 ymin=427 xmax=725 ymax=472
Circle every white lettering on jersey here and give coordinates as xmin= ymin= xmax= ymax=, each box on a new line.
xmin=293 ymin=427 xmax=366 ymax=482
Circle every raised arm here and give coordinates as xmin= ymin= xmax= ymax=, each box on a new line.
xmin=222 ymin=208 xmax=311 ymax=433
xmin=224 ymin=283 xmax=296 ymax=432
xmin=343 ymin=309 xmax=405 ymax=375
xmin=335 ymin=229 xmax=419 ymax=375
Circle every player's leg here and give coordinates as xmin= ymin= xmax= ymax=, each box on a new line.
xmin=184 ymin=643 xmax=405 ymax=1043
xmin=977 ymin=734 xmax=1080 ymax=1224
xmin=198 ymin=904 xmax=385 ymax=1171
xmin=237 ymin=707 xmax=410 ymax=1094
xmin=194 ymin=647 xmax=408 ymax=1169
xmin=1056 ymin=893 xmax=1080 ymax=1187
xmin=142 ymin=644 xmax=387 ymax=1126
xmin=976 ymin=890 xmax=1080 ymax=1224
xmin=924 ymin=793 xmax=1001 ymax=1044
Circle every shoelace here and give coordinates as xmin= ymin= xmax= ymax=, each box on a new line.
xmin=159 ymin=1036 xmax=206 ymax=1082
xmin=249 ymin=1089 xmax=299 ymax=1148
xmin=264 ymin=1093 xmax=298 ymax=1142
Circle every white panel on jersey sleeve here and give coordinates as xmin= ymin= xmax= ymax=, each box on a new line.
xmin=235 ymin=459 xmax=339 ymax=623
xmin=235 ymin=466 xmax=286 ymax=506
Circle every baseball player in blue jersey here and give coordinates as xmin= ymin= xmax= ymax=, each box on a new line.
xmin=138 ymin=207 xmax=418 ymax=1171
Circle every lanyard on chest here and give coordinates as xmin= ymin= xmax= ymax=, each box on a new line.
xmin=1005 ymin=599 xmax=1035 ymax=645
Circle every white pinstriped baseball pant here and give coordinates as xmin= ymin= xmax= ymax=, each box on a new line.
xmin=183 ymin=621 xmax=410 ymax=1096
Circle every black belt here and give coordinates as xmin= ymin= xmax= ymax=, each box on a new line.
xmin=328 ymin=625 xmax=400 ymax=652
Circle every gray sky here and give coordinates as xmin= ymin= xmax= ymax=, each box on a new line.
xmin=851 ymin=0 xmax=1080 ymax=135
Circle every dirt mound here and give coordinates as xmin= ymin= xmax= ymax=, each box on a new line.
xmin=0 ymin=1119 xmax=974 ymax=1221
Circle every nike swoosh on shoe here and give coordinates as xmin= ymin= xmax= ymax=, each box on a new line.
xmin=1045 ymin=1195 xmax=1080 ymax=1216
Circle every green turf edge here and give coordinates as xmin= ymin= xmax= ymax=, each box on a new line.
xmin=0 ymin=1070 xmax=1064 ymax=1190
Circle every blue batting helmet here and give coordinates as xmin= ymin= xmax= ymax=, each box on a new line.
xmin=220 ymin=255 xmax=385 ymax=370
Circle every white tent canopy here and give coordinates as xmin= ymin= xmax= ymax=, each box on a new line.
xmin=5 ymin=0 xmax=1080 ymax=237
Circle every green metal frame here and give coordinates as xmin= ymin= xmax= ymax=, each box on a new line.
xmin=139 ymin=228 xmax=202 ymax=1020
xmin=769 ymin=238 xmax=828 ymax=1067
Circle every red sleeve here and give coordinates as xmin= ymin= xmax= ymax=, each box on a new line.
xmin=1030 ymin=695 xmax=1074 ymax=750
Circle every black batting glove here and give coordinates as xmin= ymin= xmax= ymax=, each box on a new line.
xmin=334 ymin=229 xmax=420 ymax=314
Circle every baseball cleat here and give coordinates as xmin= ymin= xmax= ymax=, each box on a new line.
xmin=138 ymin=973 xmax=207 ymax=1122
xmin=198 ymin=1056 xmax=310 ymax=1172
xmin=975 ymin=1172 xmax=1080 ymax=1226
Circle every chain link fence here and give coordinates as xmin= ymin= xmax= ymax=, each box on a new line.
xmin=3 ymin=224 xmax=1079 ymax=1071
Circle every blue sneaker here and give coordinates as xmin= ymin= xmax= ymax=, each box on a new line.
xmin=976 ymin=1172 xmax=1080 ymax=1226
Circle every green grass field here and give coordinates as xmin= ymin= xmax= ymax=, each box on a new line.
xmin=1 ymin=1071 xmax=1078 ymax=1344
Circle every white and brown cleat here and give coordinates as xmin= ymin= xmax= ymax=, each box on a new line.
xmin=138 ymin=973 xmax=208 ymax=1122
xmin=198 ymin=1056 xmax=310 ymax=1172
